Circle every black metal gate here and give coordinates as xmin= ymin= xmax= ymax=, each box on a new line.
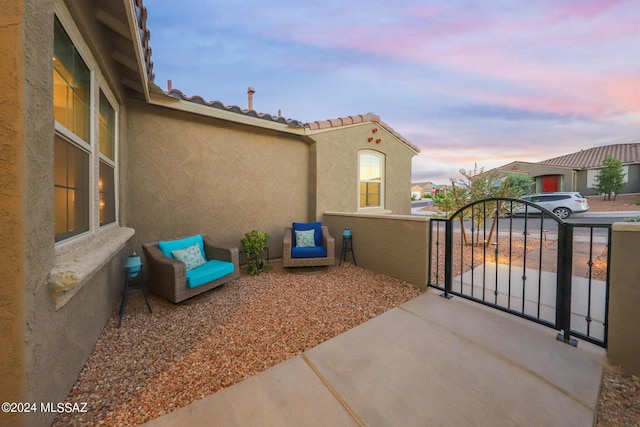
xmin=428 ymin=197 xmax=610 ymax=348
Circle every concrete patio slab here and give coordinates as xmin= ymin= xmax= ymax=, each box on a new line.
xmin=142 ymin=290 xmax=605 ymax=427
xmin=401 ymin=291 xmax=605 ymax=410
xmin=141 ymin=355 xmax=359 ymax=427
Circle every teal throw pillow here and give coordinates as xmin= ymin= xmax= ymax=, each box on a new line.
xmin=295 ymin=229 xmax=316 ymax=248
xmin=172 ymin=243 xmax=207 ymax=271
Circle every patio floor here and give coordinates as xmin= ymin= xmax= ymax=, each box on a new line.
xmin=142 ymin=288 xmax=605 ymax=427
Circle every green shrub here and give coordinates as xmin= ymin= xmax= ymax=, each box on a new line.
xmin=240 ymin=230 xmax=270 ymax=275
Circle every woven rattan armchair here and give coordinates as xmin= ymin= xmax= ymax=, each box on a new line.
xmin=142 ymin=235 xmax=239 ymax=303
xmin=283 ymin=224 xmax=335 ymax=268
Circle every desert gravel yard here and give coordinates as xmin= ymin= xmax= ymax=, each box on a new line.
xmin=52 ymin=261 xmax=421 ymax=426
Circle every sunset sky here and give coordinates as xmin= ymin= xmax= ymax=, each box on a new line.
xmin=146 ymin=0 xmax=640 ymax=184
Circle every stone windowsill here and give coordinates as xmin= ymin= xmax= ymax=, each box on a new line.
xmin=48 ymin=226 xmax=135 ymax=310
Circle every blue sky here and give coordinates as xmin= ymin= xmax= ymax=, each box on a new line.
xmin=145 ymin=0 xmax=640 ymax=184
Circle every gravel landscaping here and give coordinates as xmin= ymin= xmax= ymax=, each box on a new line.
xmin=52 ymin=261 xmax=421 ymax=426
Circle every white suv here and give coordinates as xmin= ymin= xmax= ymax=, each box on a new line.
xmin=513 ymin=192 xmax=589 ymax=219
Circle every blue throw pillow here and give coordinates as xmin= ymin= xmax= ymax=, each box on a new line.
xmin=292 ymin=222 xmax=322 ymax=247
xmin=172 ymin=243 xmax=207 ymax=271
xmin=294 ymin=229 xmax=316 ymax=248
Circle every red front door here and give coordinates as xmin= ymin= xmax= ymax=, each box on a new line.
xmin=541 ymin=175 xmax=560 ymax=192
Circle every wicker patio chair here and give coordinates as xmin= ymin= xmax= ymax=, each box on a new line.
xmin=142 ymin=234 xmax=239 ymax=303
xmin=282 ymin=223 xmax=335 ymax=268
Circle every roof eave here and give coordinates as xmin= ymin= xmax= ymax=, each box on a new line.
xmin=306 ymin=114 xmax=420 ymax=155
xmin=124 ymin=0 xmax=151 ymax=101
xmin=147 ymin=92 xmax=308 ymax=135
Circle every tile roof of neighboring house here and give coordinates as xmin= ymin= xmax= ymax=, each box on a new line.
xmin=539 ymin=143 xmax=640 ymax=169
xmin=307 ymin=113 xmax=421 ymax=153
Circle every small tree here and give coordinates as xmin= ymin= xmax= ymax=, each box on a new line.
xmin=449 ymin=164 xmax=531 ymax=246
xmin=593 ymin=156 xmax=627 ymax=200
xmin=506 ymin=173 xmax=534 ymax=196
xmin=433 ymin=192 xmax=456 ymax=216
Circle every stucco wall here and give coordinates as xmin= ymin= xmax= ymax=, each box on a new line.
xmin=496 ymin=162 xmax=575 ymax=193
xmin=126 ymin=100 xmax=310 ymax=259
xmin=625 ymin=165 xmax=640 ymax=194
xmin=311 ymin=124 xmax=416 ymax=218
xmin=578 ymin=164 xmax=640 ymax=196
xmin=608 ymin=222 xmax=640 ymax=376
xmin=6 ymin=1 xmax=137 ymax=426
xmin=0 ymin=1 xmax=27 ymax=426
xmin=323 ymin=212 xmax=430 ymax=288
xmin=575 ymin=170 xmax=592 ymax=196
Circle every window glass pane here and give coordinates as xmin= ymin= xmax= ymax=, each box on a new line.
xmin=99 ymin=91 xmax=115 ymax=160
xmin=359 ymin=154 xmax=381 ymax=181
xmin=54 ymin=135 xmax=89 ymax=241
xmin=360 ymin=182 xmax=381 ymax=207
xmin=367 ymin=183 xmax=380 ymax=206
xmin=53 ymin=17 xmax=90 ymax=142
xmin=359 ymin=151 xmax=383 ymax=208
xmin=99 ymin=161 xmax=116 ymax=226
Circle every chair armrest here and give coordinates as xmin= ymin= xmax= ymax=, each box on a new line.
xmin=321 ymin=226 xmax=335 ymax=259
xmin=283 ymin=227 xmax=293 ymax=260
xmin=283 ymin=227 xmax=293 ymax=249
xmin=142 ymin=242 xmax=187 ymax=299
xmin=203 ymin=235 xmax=240 ymax=267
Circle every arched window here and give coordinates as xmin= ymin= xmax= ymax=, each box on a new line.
xmin=359 ymin=150 xmax=385 ymax=209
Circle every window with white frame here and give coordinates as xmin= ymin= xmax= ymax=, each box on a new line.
xmin=359 ymin=150 xmax=384 ymax=209
xmin=53 ymin=12 xmax=118 ymax=242
xmin=99 ymin=90 xmax=116 ymax=226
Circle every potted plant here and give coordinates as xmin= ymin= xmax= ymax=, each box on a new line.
xmin=240 ymin=230 xmax=270 ymax=275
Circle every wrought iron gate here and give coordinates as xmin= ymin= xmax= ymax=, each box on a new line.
xmin=428 ymin=197 xmax=610 ymax=348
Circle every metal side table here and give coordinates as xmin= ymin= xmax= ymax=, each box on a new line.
xmin=118 ymin=253 xmax=153 ymax=328
xmin=339 ymin=227 xmax=356 ymax=266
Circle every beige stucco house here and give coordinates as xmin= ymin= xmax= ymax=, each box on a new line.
xmin=1 ymin=1 xmax=418 ymax=425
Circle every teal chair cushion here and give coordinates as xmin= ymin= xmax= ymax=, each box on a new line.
xmin=186 ymin=259 xmax=235 ymax=289
xmin=158 ymin=234 xmax=206 ymax=260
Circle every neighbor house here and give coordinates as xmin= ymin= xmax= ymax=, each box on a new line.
xmin=539 ymin=143 xmax=640 ymax=196
xmin=411 ymin=185 xmax=425 ymax=199
xmin=0 ymin=1 xmax=418 ymax=426
xmin=491 ymin=143 xmax=640 ymax=195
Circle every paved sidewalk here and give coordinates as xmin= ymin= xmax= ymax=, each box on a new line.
xmin=142 ymin=290 xmax=604 ymax=427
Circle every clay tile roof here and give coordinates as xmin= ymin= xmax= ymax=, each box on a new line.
xmin=306 ymin=113 xmax=419 ymax=153
xmin=167 ymin=88 xmax=306 ymax=127
xmin=134 ymin=0 xmax=154 ymax=82
xmin=539 ymin=143 xmax=640 ymax=169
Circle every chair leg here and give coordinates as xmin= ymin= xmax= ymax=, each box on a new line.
xmin=118 ymin=275 xmax=129 ymax=328
xmin=143 ymin=288 xmax=153 ymax=313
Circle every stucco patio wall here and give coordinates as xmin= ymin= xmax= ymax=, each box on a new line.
xmin=323 ymin=212 xmax=430 ymax=289
xmin=126 ymin=99 xmax=311 ymax=259
xmin=607 ymin=222 xmax=640 ymax=376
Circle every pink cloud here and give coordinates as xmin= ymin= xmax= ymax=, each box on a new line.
xmin=553 ymin=0 xmax=630 ymax=18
